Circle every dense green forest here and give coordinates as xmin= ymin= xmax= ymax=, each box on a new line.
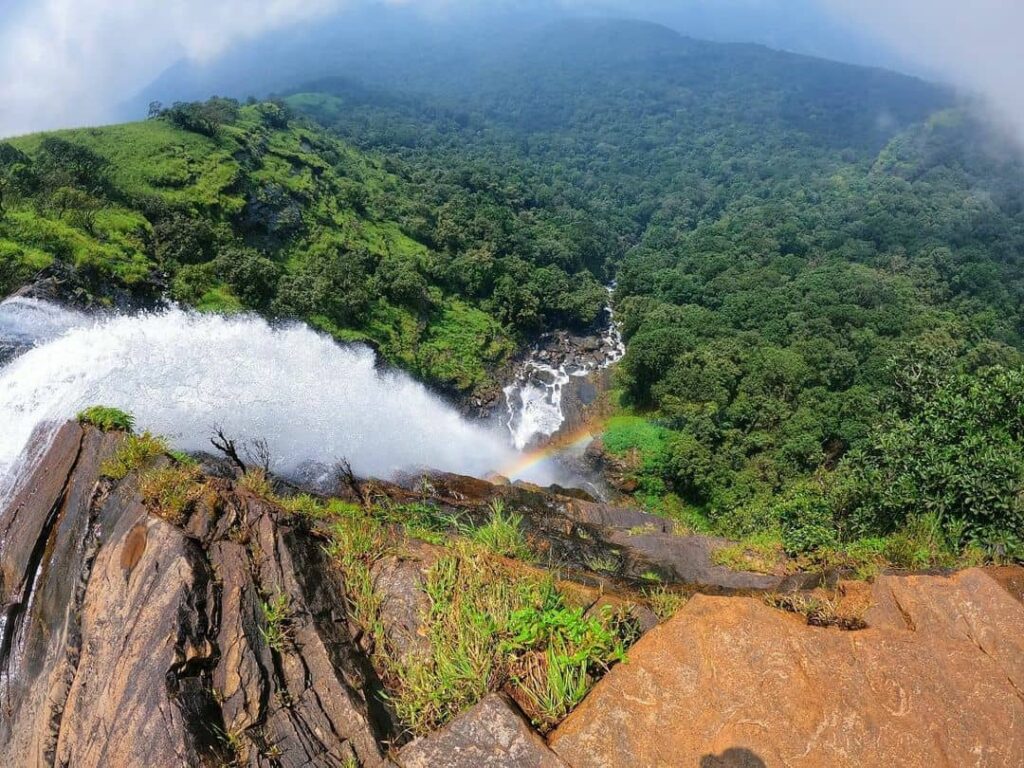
xmin=3 ymin=18 xmax=1024 ymax=565
xmin=0 ymin=99 xmax=605 ymax=396
xmin=285 ymin=20 xmax=1024 ymax=564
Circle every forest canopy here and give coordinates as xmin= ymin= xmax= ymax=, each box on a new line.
xmin=3 ymin=19 xmax=1024 ymax=564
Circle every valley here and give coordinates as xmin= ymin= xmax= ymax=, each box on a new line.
xmin=2 ymin=11 xmax=1024 ymax=767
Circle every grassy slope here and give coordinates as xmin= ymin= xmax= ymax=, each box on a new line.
xmin=0 ymin=107 xmax=511 ymax=395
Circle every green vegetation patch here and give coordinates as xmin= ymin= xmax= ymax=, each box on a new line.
xmin=77 ymin=406 xmax=134 ymax=433
xmin=100 ymin=431 xmax=168 ymax=479
xmin=139 ymin=465 xmax=210 ymax=525
xmin=381 ymin=543 xmax=632 ymax=734
xmin=288 ymin=496 xmax=635 ymax=735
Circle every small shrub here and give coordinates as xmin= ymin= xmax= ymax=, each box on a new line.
xmin=77 ymin=405 xmax=134 ymax=433
xmin=100 ymin=431 xmax=167 ymax=479
xmin=882 ymin=512 xmax=958 ymax=570
xmin=777 ymin=482 xmax=839 ymax=555
xmin=260 ymin=593 xmax=294 ymax=653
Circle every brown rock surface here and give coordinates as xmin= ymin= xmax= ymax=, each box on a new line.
xmin=0 ymin=424 xmax=395 ymax=767
xmin=397 ymin=693 xmax=568 ymax=768
xmin=549 ymin=567 xmax=1024 ymax=768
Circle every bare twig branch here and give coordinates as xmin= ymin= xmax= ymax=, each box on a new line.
xmin=210 ymin=427 xmax=247 ymax=475
xmin=334 ymin=458 xmax=367 ymax=507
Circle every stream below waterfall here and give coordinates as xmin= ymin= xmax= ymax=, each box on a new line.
xmin=502 ymin=296 xmax=625 ymax=451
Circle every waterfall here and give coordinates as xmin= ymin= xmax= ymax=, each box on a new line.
xmin=503 ymin=300 xmax=626 ymax=451
xmin=0 ymin=299 xmax=557 ymax=503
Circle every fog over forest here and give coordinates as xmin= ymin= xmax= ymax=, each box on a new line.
xmin=1 ymin=0 xmax=1022 ymax=148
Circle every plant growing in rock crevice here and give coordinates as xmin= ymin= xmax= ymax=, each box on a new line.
xmin=260 ymin=593 xmax=294 ymax=653
xmin=139 ymin=465 xmax=210 ymax=525
xmin=100 ymin=431 xmax=167 ymax=479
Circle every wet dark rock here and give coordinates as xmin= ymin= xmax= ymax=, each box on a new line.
xmin=7 ymin=261 xmax=164 ymax=311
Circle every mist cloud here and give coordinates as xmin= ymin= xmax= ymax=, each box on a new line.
xmin=0 ymin=0 xmax=349 ymax=137
xmin=823 ymin=0 xmax=1024 ymax=146
xmin=1 ymin=0 xmax=1021 ymax=143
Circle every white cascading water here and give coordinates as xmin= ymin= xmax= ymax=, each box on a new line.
xmin=0 ymin=298 xmax=557 ymax=503
xmin=503 ymin=303 xmax=626 ymax=450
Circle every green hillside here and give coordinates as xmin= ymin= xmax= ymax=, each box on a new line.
xmin=287 ymin=20 xmax=1024 ymax=563
xmin=0 ymin=99 xmax=604 ymax=396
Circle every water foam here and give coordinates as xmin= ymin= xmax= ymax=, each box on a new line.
xmin=0 ymin=299 xmax=548 ymax=502
xmin=503 ymin=303 xmax=626 ymax=451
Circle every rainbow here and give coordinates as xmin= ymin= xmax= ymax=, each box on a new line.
xmin=500 ymin=423 xmax=602 ymax=479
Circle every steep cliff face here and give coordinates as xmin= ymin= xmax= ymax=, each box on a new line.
xmin=3 ymin=423 xmax=1024 ymax=768
xmin=1 ymin=422 xmax=393 ymax=767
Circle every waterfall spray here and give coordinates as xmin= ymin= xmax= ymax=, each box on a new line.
xmin=0 ymin=299 xmax=557 ymax=503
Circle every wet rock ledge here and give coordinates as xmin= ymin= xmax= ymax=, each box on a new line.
xmin=2 ymin=422 xmax=1024 ymax=767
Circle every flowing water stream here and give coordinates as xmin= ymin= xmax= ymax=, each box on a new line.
xmin=502 ymin=301 xmax=625 ymax=450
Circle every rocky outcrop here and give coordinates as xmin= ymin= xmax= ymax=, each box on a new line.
xmin=388 ymin=472 xmax=808 ymax=593
xmin=5 ymin=423 xmax=1024 ymax=768
xmin=397 ymin=694 xmax=567 ymax=768
xmin=0 ymin=422 xmax=394 ymax=767
xmin=548 ymin=568 xmax=1024 ymax=768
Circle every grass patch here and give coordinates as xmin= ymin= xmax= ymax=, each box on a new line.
xmin=239 ymin=468 xmax=275 ymax=498
xmin=100 ymin=431 xmax=167 ymax=479
xmin=382 ymin=544 xmax=633 ymax=734
xmin=711 ymin=533 xmax=784 ymax=574
xmin=77 ymin=405 xmax=134 ymax=432
xmin=584 ymin=554 xmax=620 ymax=573
xmin=765 ymin=592 xmax=868 ymax=631
xmin=139 ymin=465 xmax=210 ymax=525
xmin=375 ymin=500 xmax=460 ymax=546
xmin=260 ymin=593 xmax=294 ymax=653
xmin=468 ymin=499 xmax=532 ymax=560
xmin=646 ymin=586 xmax=688 ymax=622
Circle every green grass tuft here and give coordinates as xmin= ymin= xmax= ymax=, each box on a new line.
xmin=100 ymin=431 xmax=167 ymax=479
xmin=77 ymin=406 xmax=134 ymax=433
xmin=469 ymin=499 xmax=532 ymax=560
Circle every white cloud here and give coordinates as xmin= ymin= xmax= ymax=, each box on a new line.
xmin=0 ymin=0 xmax=348 ymax=137
xmin=822 ymin=0 xmax=1024 ymax=146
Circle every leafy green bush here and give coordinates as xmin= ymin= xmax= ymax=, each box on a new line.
xmin=776 ymin=482 xmax=839 ymax=555
xmin=77 ymin=406 xmax=134 ymax=432
xmin=846 ymin=365 xmax=1024 ymax=553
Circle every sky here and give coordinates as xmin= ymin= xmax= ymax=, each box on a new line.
xmin=0 ymin=0 xmax=1021 ymax=144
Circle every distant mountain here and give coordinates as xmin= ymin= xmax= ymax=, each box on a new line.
xmin=125 ymin=5 xmax=929 ymax=123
